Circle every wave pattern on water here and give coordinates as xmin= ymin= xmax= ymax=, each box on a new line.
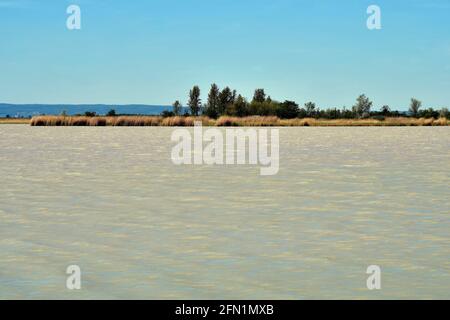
xmin=0 ymin=126 xmax=449 ymax=299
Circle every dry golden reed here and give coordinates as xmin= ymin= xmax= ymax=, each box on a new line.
xmin=30 ymin=116 xmax=213 ymax=127
xmin=29 ymin=115 xmax=449 ymax=127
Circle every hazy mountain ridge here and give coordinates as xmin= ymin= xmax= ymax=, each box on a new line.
xmin=0 ymin=103 xmax=172 ymax=117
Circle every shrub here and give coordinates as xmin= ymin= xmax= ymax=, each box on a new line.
xmin=84 ymin=111 xmax=96 ymax=117
xmin=161 ymin=110 xmax=175 ymax=118
xmin=277 ymin=100 xmax=299 ymax=119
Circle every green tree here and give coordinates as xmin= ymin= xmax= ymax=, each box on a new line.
xmin=352 ymin=94 xmax=372 ymax=118
xmin=233 ymin=94 xmax=248 ymax=117
xmin=188 ymin=86 xmax=201 ymax=116
xmin=440 ymin=108 xmax=449 ymax=119
xmin=106 ymin=109 xmax=116 ymax=116
xmin=419 ymin=107 xmax=438 ymax=118
xmin=252 ymin=89 xmax=266 ymax=103
xmin=218 ymin=87 xmax=234 ymax=115
xmin=204 ymin=84 xmax=220 ymax=118
xmin=380 ymin=105 xmax=390 ymax=116
xmin=172 ymin=100 xmax=182 ymax=116
xmin=277 ymin=100 xmax=299 ymax=119
xmin=409 ymin=98 xmax=422 ymax=117
xmin=304 ymin=102 xmax=316 ymax=117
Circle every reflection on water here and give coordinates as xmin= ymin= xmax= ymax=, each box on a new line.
xmin=0 ymin=125 xmax=449 ymax=299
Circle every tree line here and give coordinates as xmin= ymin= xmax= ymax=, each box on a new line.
xmin=164 ymin=84 xmax=449 ymax=120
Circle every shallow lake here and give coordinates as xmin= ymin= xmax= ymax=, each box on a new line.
xmin=0 ymin=125 xmax=449 ymax=299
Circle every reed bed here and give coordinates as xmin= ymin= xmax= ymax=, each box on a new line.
xmin=30 ymin=115 xmax=449 ymax=127
xmin=216 ymin=116 xmax=280 ymax=126
xmin=215 ymin=116 xmax=449 ymax=126
xmin=30 ymin=115 xmax=213 ymax=127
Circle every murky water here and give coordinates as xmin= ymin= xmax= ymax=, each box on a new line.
xmin=0 ymin=125 xmax=449 ymax=299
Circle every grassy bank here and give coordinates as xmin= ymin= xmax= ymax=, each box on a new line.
xmin=0 ymin=118 xmax=30 ymax=124
xmin=29 ymin=115 xmax=449 ymax=127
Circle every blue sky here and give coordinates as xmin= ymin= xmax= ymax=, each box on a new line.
xmin=0 ymin=0 xmax=449 ymax=110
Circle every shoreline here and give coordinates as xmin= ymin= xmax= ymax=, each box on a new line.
xmin=0 ymin=118 xmax=30 ymax=124
xmin=1 ymin=116 xmax=449 ymax=127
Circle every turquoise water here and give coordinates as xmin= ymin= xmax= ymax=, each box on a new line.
xmin=0 ymin=125 xmax=449 ymax=299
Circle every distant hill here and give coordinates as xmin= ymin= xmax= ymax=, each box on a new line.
xmin=0 ymin=103 xmax=174 ymax=118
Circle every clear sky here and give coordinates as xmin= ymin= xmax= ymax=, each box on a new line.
xmin=0 ymin=0 xmax=449 ymax=110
